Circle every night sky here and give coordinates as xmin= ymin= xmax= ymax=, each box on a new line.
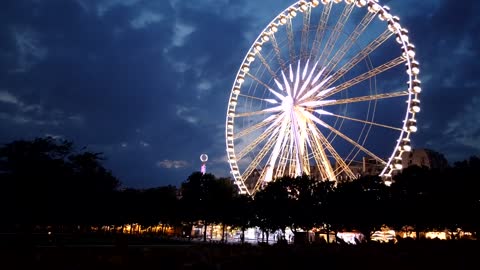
xmin=1 ymin=0 xmax=479 ymax=188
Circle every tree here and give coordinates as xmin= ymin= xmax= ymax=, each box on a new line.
xmin=229 ymin=194 xmax=254 ymax=243
xmin=180 ymin=172 xmax=236 ymax=241
xmin=0 ymin=137 xmax=120 ymax=231
xmin=253 ymin=177 xmax=293 ymax=242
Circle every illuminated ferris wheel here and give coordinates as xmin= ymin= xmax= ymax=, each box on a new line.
xmin=225 ymin=0 xmax=421 ymax=195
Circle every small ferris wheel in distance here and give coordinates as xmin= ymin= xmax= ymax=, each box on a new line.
xmin=200 ymin=154 xmax=208 ymax=174
xmin=225 ymin=0 xmax=421 ymax=195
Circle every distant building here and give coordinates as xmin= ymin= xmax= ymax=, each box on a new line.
xmin=400 ymin=148 xmax=449 ymax=170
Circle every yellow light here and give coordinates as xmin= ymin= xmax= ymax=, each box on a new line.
xmin=237 ymin=76 xmax=244 ymax=84
xmin=300 ymin=4 xmax=308 ymax=12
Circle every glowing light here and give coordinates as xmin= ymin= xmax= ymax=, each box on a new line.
xmin=289 ymin=9 xmax=297 ymax=17
xmin=400 ymin=138 xmax=412 ymax=152
xmin=410 ymin=99 xmax=421 ymax=113
xmin=299 ymin=3 xmax=308 ymax=12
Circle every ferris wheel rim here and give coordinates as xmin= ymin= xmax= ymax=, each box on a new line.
xmin=225 ymin=0 xmax=421 ymax=196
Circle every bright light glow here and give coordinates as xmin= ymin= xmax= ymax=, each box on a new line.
xmin=411 ymin=105 xmax=420 ymax=113
xmin=394 ymin=162 xmax=403 ymax=170
xmin=402 ymin=144 xmax=412 ymax=152
xmin=371 ymin=230 xmax=396 ymax=243
xmin=337 ymin=232 xmax=364 ymax=244
xmin=425 ymin=232 xmax=447 ymax=240
xmin=356 ymin=0 xmax=367 ymax=7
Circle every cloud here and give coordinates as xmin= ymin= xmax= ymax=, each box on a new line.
xmin=0 ymin=112 xmax=51 ymax=125
xmin=130 ymin=10 xmax=164 ymax=29
xmin=156 ymin=159 xmax=188 ymax=169
xmin=443 ymin=96 xmax=480 ymax=152
xmin=176 ymin=105 xmax=199 ymax=124
xmin=0 ymin=91 xmax=20 ymax=105
xmin=44 ymin=133 xmax=64 ymax=139
xmin=96 ymin=0 xmax=142 ymax=16
xmin=196 ymin=80 xmax=212 ymax=98
xmin=0 ymin=90 xmax=43 ymax=113
xmin=11 ymin=28 xmax=48 ymax=73
xmin=172 ymin=22 xmax=195 ymax=47
xmin=0 ymin=91 xmax=84 ymax=127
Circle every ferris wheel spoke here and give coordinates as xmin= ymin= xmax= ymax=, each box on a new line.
xmin=289 ymin=111 xmax=305 ymax=176
xmin=316 ymin=3 xmax=355 ymax=70
xmin=286 ymin=17 xmax=296 ymax=63
xmin=256 ymin=52 xmax=281 ymax=82
xmin=306 ymin=111 xmax=386 ymax=165
xmin=302 ymin=138 xmax=311 ymax=175
xmin=320 ymin=91 xmax=409 ymax=106
xmin=324 ymin=11 xmax=377 ymax=77
xmin=326 ymin=29 xmax=394 ymax=87
xmin=270 ymin=34 xmax=287 ymax=72
xmin=300 ymin=4 xmax=312 ymax=59
xmin=317 ymin=109 xmax=403 ymax=131
xmin=296 ymin=111 xmax=310 ymax=175
xmin=309 ymin=122 xmax=356 ymax=180
xmin=245 ymin=72 xmax=282 ymax=96
xmin=234 ymin=116 xmax=276 ymax=140
xmin=261 ymin=119 xmax=290 ymax=183
xmin=321 ymin=56 xmax=407 ymax=100
xmin=237 ymin=93 xmax=281 ymax=105
xmin=310 ymin=1 xmax=332 ymax=60
xmin=235 ymin=109 xmax=277 ymax=118
xmin=305 ymin=123 xmax=335 ymax=180
xmin=240 ymin=132 xmax=279 ymax=187
xmin=236 ymin=125 xmax=277 ymax=161
xmin=274 ymin=129 xmax=292 ymax=179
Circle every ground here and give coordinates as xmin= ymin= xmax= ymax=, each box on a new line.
xmin=2 ymin=234 xmax=479 ymax=269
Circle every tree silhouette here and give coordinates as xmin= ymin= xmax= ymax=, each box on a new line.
xmin=0 ymin=137 xmax=119 ymax=232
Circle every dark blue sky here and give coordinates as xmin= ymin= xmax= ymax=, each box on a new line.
xmin=1 ymin=0 xmax=479 ymax=188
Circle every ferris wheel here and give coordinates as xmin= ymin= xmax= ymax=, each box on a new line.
xmin=225 ymin=0 xmax=421 ymax=195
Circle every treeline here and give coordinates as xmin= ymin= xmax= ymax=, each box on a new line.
xmin=1 ymin=137 xmax=479 ymax=240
